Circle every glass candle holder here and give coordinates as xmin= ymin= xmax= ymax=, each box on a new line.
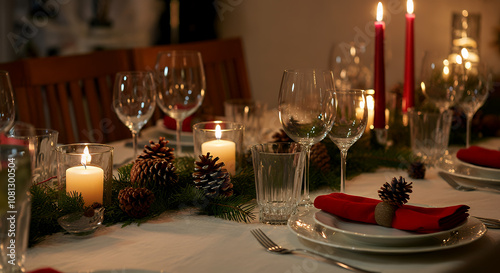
xmin=193 ymin=121 xmax=244 ymax=175
xmin=56 ymin=143 xmax=113 ymax=206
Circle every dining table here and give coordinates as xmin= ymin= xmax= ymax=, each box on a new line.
xmin=25 ymin=121 xmax=500 ymax=273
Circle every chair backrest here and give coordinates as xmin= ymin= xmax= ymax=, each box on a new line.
xmin=8 ymin=50 xmax=134 ymax=144
xmin=132 ymin=37 xmax=252 ymax=118
xmin=0 ymin=38 xmax=251 ymax=143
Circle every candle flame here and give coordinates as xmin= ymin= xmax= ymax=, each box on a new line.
xmin=81 ymin=146 xmax=91 ymax=167
xmin=215 ymin=124 xmax=222 ymax=140
xmin=455 ymin=55 xmax=463 ymax=65
xmin=376 ymin=2 xmax=383 ymax=22
xmin=407 ymin=0 xmax=414 ymax=14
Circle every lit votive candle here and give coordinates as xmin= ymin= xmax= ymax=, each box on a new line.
xmin=201 ymin=125 xmax=236 ymax=175
xmin=66 ymin=146 xmax=104 ymax=206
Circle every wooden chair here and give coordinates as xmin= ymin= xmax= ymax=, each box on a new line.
xmin=132 ymin=37 xmax=252 ymax=118
xmin=0 ymin=38 xmax=251 ymax=143
xmin=4 ymin=50 xmax=134 ymax=144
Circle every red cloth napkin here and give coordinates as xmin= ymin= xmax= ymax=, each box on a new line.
xmin=163 ymin=115 xmax=193 ymax=132
xmin=0 ymin=134 xmax=28 ymax=146
xmin=314 ymin=193 xmax=469 ymax=233
xmin=456 ymin=145 xmax=500 ymax=169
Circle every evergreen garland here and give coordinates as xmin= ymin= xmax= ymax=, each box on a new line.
xmin=28 ymin=132 xmax=414 ymax=246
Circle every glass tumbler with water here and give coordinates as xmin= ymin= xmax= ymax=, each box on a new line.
xmin=251 ymin=142 xmax=305 ymax=225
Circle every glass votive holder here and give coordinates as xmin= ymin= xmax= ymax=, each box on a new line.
xmin=193 ymin=121 xmax=244 ymax=175
xmin=224 ymin=99 xmax=268 ymax=149
xmin=7 ymin=128 xmax=59 ymax=187
xmin=56 ymin=143 xmax=113 ymax=207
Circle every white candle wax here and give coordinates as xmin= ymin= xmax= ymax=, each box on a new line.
xmin=202 ymin=139 xmax=236 ymax=175
xmin=66 ymin=166 xmax=104 ymax=206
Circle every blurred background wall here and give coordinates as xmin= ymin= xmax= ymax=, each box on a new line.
xmin=1 ymin=0 xmax=500 ymax=109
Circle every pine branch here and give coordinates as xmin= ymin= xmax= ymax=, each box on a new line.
xmin=200 ymin=195 xmax=256 ymax=223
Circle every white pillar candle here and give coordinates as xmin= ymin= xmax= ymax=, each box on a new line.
xmin=66 ymin=146 xmax=104 ymax=206
xmin=201 ymin=125 xmax=236 ymax=175
xmin=66 ymin=166 xmax=103 ymax=206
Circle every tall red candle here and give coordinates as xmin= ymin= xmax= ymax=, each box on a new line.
xmin=374 ymin=2 xmax=386 ymax=129
xmin=403 ymin=0 xmax=415 ymax=112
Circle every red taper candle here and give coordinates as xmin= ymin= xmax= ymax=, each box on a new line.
xmin=403 ymin=0 xmax=415 ymax=112
xmin=374 ymin=2 xmax=386 ymax=129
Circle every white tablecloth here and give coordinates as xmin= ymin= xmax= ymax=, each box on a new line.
xmin=26 ymin=131 xmax=500 ymax=273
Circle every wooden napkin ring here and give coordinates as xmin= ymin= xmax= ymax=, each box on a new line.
xmin=374 ymin=202 xmax=397 ymax=228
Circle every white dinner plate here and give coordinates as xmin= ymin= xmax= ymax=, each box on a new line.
xmin=455 ymin=155 xmax=500 ymax=175
xmin=436 ymin=155 xmax=500 ymax=184
xmin=288 ymin=209 xmax=486 ymax=254
xmin=314 ymin=210 xmax=466 ymax=246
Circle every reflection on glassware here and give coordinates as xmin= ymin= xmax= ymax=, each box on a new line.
xmin=409 ymin=109 xmax=453 ymax=166
xmin=1 ymin=145 xmax=32 ymax=272
xmin=278 ymin=69 xmax=336 ymax=205
xmin=328 ymin=90 xmax=367 ymax=193
xmin=457 ymin=54 xmax=492 ymax=148
xmin=224 ymin=99 xmax=267 ymax=149
xmin=113 ymin=71 xmax=156 ymax=159
xmin=7 ymin=128 xmax=59 ymax=187
xmin=0 ymin=71 xmax=15 ymax=133
xmin=330 ymin=42 xmax=371 ymax=90
xmin=155 ymin=50 xmax=205 ymax=155
xmin=420 ymin=52 xmax=465 ymax=112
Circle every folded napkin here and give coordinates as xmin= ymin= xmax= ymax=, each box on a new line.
xmin=456 ymin=146 xmax=500 ymax=169
xmin=314 ymin=193 xmax=469 ymax=233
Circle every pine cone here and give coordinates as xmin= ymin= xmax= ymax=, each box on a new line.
xmin=408 ymin=161 xmax=426 ymax=179
xmin=131 ymin=160 xmax=178 ymax=189
xmin=136 ymin=137 xmax=175 ymax=162
xmin=310 ymin=142 xmax=331 ymax=173
xmin=130 ymin=137 xmax=178 ymax=189
xmin=193 ymin=153 xmax=233 ymax=198
xmin=378 ymin=176 xmax=413 ymax=207
xmin=272 ymin=129 xmax=293 ymax=142
xmin=118 ymin=187 xmax=155 ymax=218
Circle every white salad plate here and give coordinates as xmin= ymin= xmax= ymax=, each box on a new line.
xmin=313 ymin=210 xmax=466 ymax=246
xmin=436 ymin=155 xmax=500 ymax=184
xmin=455 ymin=155 xmax=500 ymax=176
xmin=287 ymin=209 xmax=486 ymax=254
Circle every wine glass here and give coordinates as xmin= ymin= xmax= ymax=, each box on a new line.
xmin=459 ymin=60 xmax=492 ymax=147
xmin=155 ymin=50 xmax=205 ymax=155
xmin=278 ymin=69 xmax=336 ymax=205
xmin=328 ymin=90 xmax=367 ymax=193
xmin=0 ymin=71 xmax=15 ymax=133
xmin=113 ymin=71 xmax=157 ymax=159
xmin=420 ymin=51 xmax=465 ymax=112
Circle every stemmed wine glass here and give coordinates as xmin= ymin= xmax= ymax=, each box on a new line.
xmin=155 ymin=50 xmax=205 ymax=155
xmin=113 ymin=71 xmax=157 ymax=159
xmin=420 ymin=51 xmax=465 ymax=113
xmin=459 ymin=60 xmax=491 ymax=147
xmin=327 ymin=90 xmax=367 ymax=193
xmin=278 ymin=69 xmax=336 ymax=205
xmin=0 ymin=71 xmax=15 ymax=133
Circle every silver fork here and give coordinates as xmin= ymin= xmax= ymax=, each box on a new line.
xmin=438 ymin=172 xmax=500 ymax=193
xmin=474 ymin=216 xmax=500 ymax=229
xmin=438 ymin=172 xmax=475 ymax=191
xmin=250 ymin=229 xmax=378 ymax=273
